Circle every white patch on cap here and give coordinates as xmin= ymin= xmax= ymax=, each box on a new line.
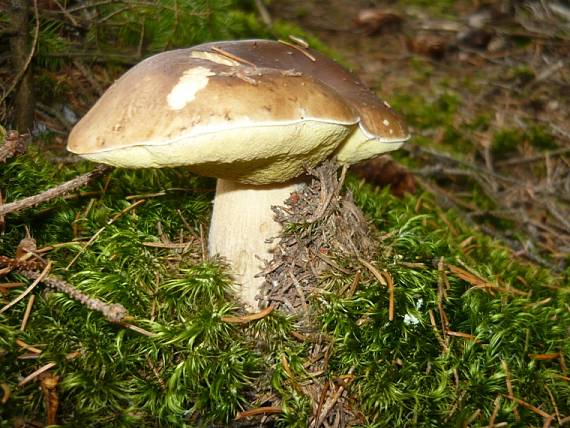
xmin=190 ymin=51 xmax=241 ymax=67
xmin=167 ymin=66 xmax=215 ymax=110
xmin=383 ymin=119 xmax=390 ymax=126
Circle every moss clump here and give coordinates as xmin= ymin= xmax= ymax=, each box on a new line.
xmin=491 ymin=124 xmax=559 ymax=157
xmin=1 ymin=144 xmax=568 ymax=426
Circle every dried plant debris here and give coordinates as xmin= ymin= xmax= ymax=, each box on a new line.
xmin=261 ymin=160 xmax=375 ymax=313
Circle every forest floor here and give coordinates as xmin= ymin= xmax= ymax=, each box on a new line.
xmin=269 ymin=0 xmax=570 ymax=272
xmin=1 ymin=1 xmax=569 ymax=426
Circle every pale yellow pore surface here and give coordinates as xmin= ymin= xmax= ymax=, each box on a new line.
xmin=80 ymin=120 xmax=353 ymax=184
xmin=335 ymin=125 xmax=409 ymax=164
xmin=209 ymin=179 xmax=302 ymax=309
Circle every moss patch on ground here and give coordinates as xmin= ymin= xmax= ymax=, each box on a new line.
xmin=1 ymin=146 xmax=568 ymax=427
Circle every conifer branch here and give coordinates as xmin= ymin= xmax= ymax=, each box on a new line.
xmin=0 ymin=165 xmax=112 ymax=217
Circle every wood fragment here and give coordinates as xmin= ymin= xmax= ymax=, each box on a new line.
xmin=142 ymin=241 xmax=193 ymax=249
xmin=428 ymin=309 xmax=448 ymax=352
xmin=313 ymin=380 xmax=330 ymax=425
xmin=289 ymin=35 xmax=309 ymax=48
xmin=254 ymin=0 xmax=272 ymax=27
xmin=314 ymin=366 xmax=355 ymax=427
xmin=448 ymin=264 xmax=529 ymax=297
xmin=0 ymin=130 xmax=28 ymax=163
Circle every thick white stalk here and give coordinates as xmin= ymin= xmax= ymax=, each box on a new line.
xmin=208 ymin=178 xmax=302 ymax=310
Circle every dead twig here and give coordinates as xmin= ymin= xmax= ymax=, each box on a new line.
xmin=17 ymin=268 xmax=128 ymax=323
xmin=0 ymin=165 xmax=112 ymax=217
xmin=0 ymin=262 xmax=51 ymax=314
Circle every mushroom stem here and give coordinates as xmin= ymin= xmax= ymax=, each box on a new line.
xmin=208 ymin=178 xmax=303 ymax=310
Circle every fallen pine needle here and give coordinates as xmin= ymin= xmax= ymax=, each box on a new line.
xmin=528 ymin=353 xmax=561 ymax=360
xmin=447 ymin=330 xmax=481 ymax=343
xmin=503 ymin=394 xmax=553 ymax=419
xmin=1 ymin=383 xmax=10 ymax=404
xmin=501 ymin=360 xmax=520 ymax=420
xmin=121 ymin=322 xmax=156 ymax=337
xmin=448 ymin=264 xmax=528 ymax=297
xmin=0 ymin=261 xmax=51 ymax=314
xmin=66 ymin=199 xmax=145 ymax=269
xmin=16 ymin=339 xmax=42 ymax=354
xmin=359 ymin=259 xmax=394 ymax=320
xmin=544 ymin=384 xmax=561 ymax=424
xmin=222 ymin=306 xmax=273 ymax=324
xmin=487 ymin=395 xmax=501 ymax=427
xmin=142 ymin=241 xmax=193 ymax=249
xmin=20 ymin=294 xmax=35 ymax=330
xmin=313 ymin=366 xmax=356 ymax=427
xmin=18 ymin=362 xmax=57 ymax=387
xmin=235 ymin=406 xmax=282 ymax=420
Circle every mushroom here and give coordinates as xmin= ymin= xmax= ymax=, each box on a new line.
xmin=67 ymin=39 xmax=409 ymax=310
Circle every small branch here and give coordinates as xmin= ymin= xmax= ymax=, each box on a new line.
xmin=0 ymin=165 xmax=112 ymax=217
xmin=0 ymin=261 xmax=51 ymax=314
xmin=17 ymin=268 xmax=128 ymax=323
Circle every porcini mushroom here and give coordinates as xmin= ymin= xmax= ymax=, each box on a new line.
xmin=67 ymin=39 xmax=409 ymax=310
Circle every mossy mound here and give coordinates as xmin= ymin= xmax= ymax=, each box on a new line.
xmin=1 ymin=145 xmax=568 ymax=427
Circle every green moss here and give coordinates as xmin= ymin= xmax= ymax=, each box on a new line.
xmin=527 ymin=124 xmax=558 ymax=150
xmin=491 ymin=128 xmax=522 ymax=156
xmin=507 ymin=65 xmax=535 ymax=85
xmin=1 ymin=152 xmax=568 ymax=426
xmin=492 ymin=124 xmax=559 ymax=157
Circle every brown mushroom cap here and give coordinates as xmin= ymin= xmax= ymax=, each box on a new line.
xmin=196 ymin=40 xmax=408 ymax=144
xmin=67 ymin=39 xmax=409 ymax=183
